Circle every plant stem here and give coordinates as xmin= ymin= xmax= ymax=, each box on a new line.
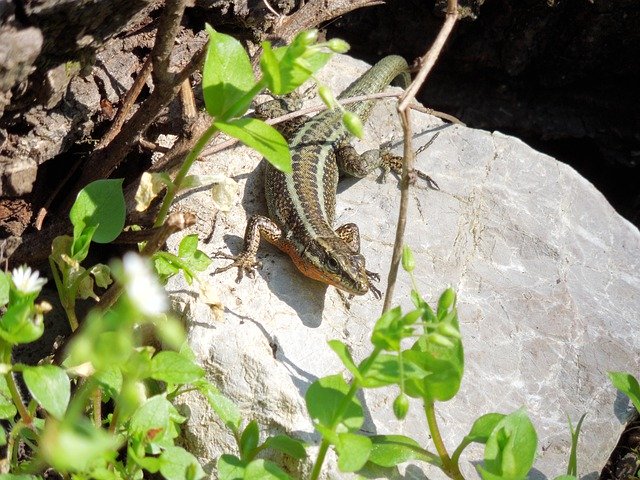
xmin=4 ymin=372 xmax=31 ymax=425
xmin=424 ymin=401 xmax=463 ymax=479
xmin=154 ymin=123 xmax=219 ymax=227
xmin=49 ymin=257 xmax=78 ymax=331
xmin=309 ymin=346 xmax=385 ymax=479
xmin=309 ymin=440 xmax=330 ymax=480
xmin=92 ymin=389 xmax=102 ymax=427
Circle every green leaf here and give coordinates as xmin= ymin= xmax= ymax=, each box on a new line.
xmin=93 ymin=366 xmax=123 ymax=402
xmin=245 ymin=459 xmax=291 ymax=479
xmin=336 ymin=432 xmax=371 ymax=472
xmin=0 ymin=272 xmax=10 ymax=307
xmin=154 ymin=253 xmax=181 ymax=284
xmin=360 ymin=353 xmax=428 ymax=388
xmin=368 ymin=435 xmax=439 ymax=468
xmin=305 ymin=374 xmax=363 ymax=432
xmin=453 ymin=413 xmax=506 ymax=463
xmin=129 ymin=394 xmax=172 ymax=442
xmin=130 ymin=450 xmax=162 ymax=473
xmin=150 ymin=351 xmax=204 ymax=385
xmin=22 ymin=365 xmax=70 ymax=420
xmin=370 ymin=307 xmax=404 ymax=351
xmin=477 ymin=408 xmax=537 ymax=480
xmin=159 ymin=446 xmax=205 ymax=480
xmin=262 ymin=434 xmax=307 ymax=459
xmin=178 ymin=234 xmax=212 ymax=284
xmin=203 ymin=25 xmax=255 ymax=119
xmin=70 ymin=179 xmax=125 ymax=244
xmin=239 ymin=420 xmax=260 ymax=460
xmin=328 ymin=340 xmax=362 ymax=382
xmin=0 ymin=376 xmax=18 ymax=419
xmin=0 ymin=300 xmax=44 ymax=345
xmin=259 ymin=32 xmax=332 ymax=95
xmin=195 ymin=380 xmax=242 ymax=433
xmin=609 ymin=371 xmax=640 ymax=412
xmin=465 ymin=413 xmax=507 ymax=444
xmin=70 ymin=224 xmax=97 ymax=261
xmin=214 ymin=118 xmax=291 ymax=173
xmin=403 ymin=303 xmax=464 ymax=402
xmin=40 ymin=418 xmax=120 ymax=472
xmin=553 ymin=476 xmax=577 ymax=480
xmin=566 ymin=413 xmax=587 ymax=476
xmin=0 ymin=424 xmax=6 ymax=446
xmin=217 ymin=454 xmax=246 ymax=480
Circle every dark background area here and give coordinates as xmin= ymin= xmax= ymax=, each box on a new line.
xmin=326 ymin=0 xmax=640 ymax=228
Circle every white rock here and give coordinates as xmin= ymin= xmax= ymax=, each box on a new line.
xmin=167 ymin=55 xmax=640 ymax=479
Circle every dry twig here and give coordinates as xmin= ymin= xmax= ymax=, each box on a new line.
xmin=382 ymin=0 xmax=459 ymax=314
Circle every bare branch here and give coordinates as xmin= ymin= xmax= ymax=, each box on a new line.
xmin=151 ymin=0 xmax=188 ymax=85
xmin=96 ymin=56 xmax=153 ymax=150
xmin=271 ymin=0 xmax=385 ymax=43
xmin=382 ymin=1 xmax=459 ymax=313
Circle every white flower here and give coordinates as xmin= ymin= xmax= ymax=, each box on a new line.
xmin=122 ymin=252 xmax=167 ymax=316
xmin=11 ymin=265 xmax=47 ymax=294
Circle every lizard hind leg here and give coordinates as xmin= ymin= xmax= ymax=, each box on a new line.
xmin=213 ymin=215 xmax=282 ymax=282
xmin=335 ymin=144 xmax=405 ymax=181
xmin=336 ymin=143 xmax=439 ymax=189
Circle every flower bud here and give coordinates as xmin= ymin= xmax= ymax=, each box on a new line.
xmin=299 ymin=29 xmax=318 ymax=46
xmin=393 ymin=393 xmax=410 ymax=420
xmin=318 ymin=85 xmax=337 ymax=109
xmin=327 ymin=38 xmax=350 ymax=53
xmin=402 ymin=245 xmax=415 ymax=272
xmin=437 ymin=287 xmax=456 ymax=316
xmin=342 ymin=111 xmax=363 ymax=139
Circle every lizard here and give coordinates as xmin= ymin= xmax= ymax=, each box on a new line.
xmin=214 ymin=55 xmax=414 ymax=299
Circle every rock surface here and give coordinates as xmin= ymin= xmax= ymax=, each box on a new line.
xmin=167 ymin=55 xmax=640 ymax=479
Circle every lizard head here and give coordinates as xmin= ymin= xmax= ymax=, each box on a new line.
xmin=292 ymin=236 xmax=376 ymax=297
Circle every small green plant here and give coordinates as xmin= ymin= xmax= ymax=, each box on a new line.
xmin=1 ymin=190 xmax=302 ymax=479
xmin=608 ymin=371 xmax=640 ymax=479
xmin=609 ymin=371 xmax=640 ymax=414
xmin=49 ymin=178 xmax=126 ymax=330
xmin=301 ymin=246 xmax=540 ymax=480
xmin=153 ymin=234 xmax=212 ymax=285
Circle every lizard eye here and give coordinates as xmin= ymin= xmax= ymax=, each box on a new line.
xmin=326 ymin=257 xmax=340 ymax=272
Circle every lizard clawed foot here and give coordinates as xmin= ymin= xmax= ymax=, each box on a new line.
xmin=380 ymin=152 xmax=439 ymax=190
xmin=414 ymin=170 xmax=439 ymax=190
xmin=366 ymin=269 xmax=382 ymax=299
xmin=212 ymin=251 xmax=262 ymax=283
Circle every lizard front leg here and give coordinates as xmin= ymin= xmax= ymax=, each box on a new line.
xmin=335 ymin=222 xmax=381 ymax=298
xmin=213 ymin=215 xmax=282 ymax=282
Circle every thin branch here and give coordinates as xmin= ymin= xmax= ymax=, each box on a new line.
xmin=200 ymin=92 xmax=462 ymax=159
xmin=267 ymin=0 xmax=384 ymax=44
xmin=383 ymin=1 xmax=459 ymax=313
xmin=69 ymin=41 xmax=206 ymax=201
xmin=151 ymin=0 xmax=188 ymax=85
xmin=398 ymin=5 xmax=458 ymax=111
xmin=96 ymin=56 xmax=153 ymax=150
